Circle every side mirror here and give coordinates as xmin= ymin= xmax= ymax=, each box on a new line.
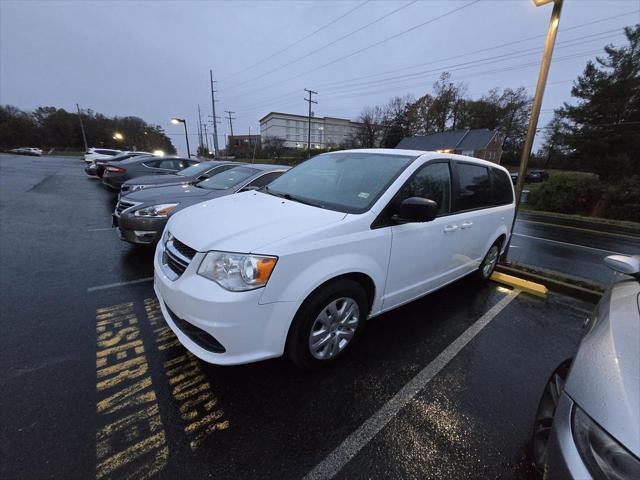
xmin=604 ymin=255 xmax=640 ymax=279
xmin=393 ymin=197 xmax=439 ymax=223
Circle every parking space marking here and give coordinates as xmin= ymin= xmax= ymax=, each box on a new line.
xmin=144 ymin=298 xmax=230 ymax=450
xmin=88 ymin=278 xmax=154 ymax=293
xmin=512 ymin=233 xmax=624 ymax=255
xmin=303 ymin=288 xmax=520 ymax=480
xmin=88 ymin=227 xmax=116 ymax=232
xmin=96 ymin=302 xmax=169 ymax=479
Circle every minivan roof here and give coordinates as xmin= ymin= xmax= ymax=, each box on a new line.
xmin=335 ymin=148 xmax=510 ymax=174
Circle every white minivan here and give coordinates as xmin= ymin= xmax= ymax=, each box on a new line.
xmin=154 ymin=149 xmax=515 ymax=368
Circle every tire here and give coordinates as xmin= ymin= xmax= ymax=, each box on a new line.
xmin=287 ymin=279 xmax=368 ymax=369
xmin=532 ymin=360 xmax=572 ymax=477
xmin=477 ymin=240 xmax=501 ymax=280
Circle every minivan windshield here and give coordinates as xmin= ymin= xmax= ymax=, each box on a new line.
xmin=177 ymin=162 xmax=215 ymax=177
xmin=263 ymin=152 xmax=416 ymax=213
xmin=197 ymin=166 xmax=259 ymax=190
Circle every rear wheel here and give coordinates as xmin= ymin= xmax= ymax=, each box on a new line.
xmin=532 ymin=360 xmax=572 ymax=477
xmin=478 ymin=241 xmax=501 ymax=280
xmin=287 ymin=279 xmax=368 ymax=369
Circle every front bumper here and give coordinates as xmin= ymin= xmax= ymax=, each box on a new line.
xmin=545 ymin=393 xmax=592 ymax=479
xmin=116 ymin=213 xmax=166 ymax=245
xmin=102 ymin=174 xmax=124 ymax=191
xmin=153 ymin=243 xmax=298 ymax=365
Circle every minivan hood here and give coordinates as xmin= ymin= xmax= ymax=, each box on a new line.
xmin=124 ymin=183 xmax=215 ymax=203
xmin=167 ymin=191 xmax=347 ymax=253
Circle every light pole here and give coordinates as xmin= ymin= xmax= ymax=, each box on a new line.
xmin=171 ymin=118 xmax=191 ymax=158
xmin=502 ymin=0 xmax=563 ymax=260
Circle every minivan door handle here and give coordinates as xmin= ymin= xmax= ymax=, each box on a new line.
xmin=461 ymin=221 xmax=473 ymax=229
xmin=443 ymin=225 xmax=459 ymax=233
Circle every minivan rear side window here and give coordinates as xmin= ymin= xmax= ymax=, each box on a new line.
xmin=454 ymin=163 xmax=491 ymax=211
xmin=490 ymin=168 xmax=514 ymax=205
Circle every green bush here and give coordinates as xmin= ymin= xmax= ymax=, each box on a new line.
xmin=597 ymin=175 xmax=640 ymax=223
xmin=527 ymin=172 xmax=602 ymax=215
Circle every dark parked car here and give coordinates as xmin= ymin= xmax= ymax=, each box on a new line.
xmin=119 ymin=160 xmax=241 ymax=196
xmin=85 ymin=151 xmax=153 ymax=178
xmin=526 ymin=169 xmax=549 ymax=182
xmin=102 ymin=156 xmax=198 ymax=191
xmin=113 ymin=164 xmax=289 ymax=245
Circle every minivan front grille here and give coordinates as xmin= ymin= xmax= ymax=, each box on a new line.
xmin=162 ymin=236 xmax=196 ymax=279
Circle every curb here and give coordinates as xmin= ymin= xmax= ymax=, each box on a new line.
xmin=495 ymin=264 xmax=604 ymax=304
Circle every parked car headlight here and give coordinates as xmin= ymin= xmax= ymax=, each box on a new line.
xmin=197 ymin=251 xmax=277 ymax=291
xmin=129 ymin=184 xmax=146 ymax=192
xmin=134 ymin=203 xmax=178 ymax=217
xmin=573 ymin=405 xmax=640 ymax=479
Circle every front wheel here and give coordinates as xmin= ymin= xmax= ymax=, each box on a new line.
xmin=478 ymin=241 xmax=501 ymax=280
xmin=287 ymin=279 xmax=368 ymax=369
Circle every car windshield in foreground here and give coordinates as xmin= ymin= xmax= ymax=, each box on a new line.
xmin=263 ymin=152 xmax=416 ymax=213
xmin=196 ymin=166 xmax=259 ymax=190
xmin=177 ymin=162 xmax=213 ymax=177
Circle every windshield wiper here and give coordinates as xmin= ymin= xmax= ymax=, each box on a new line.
xmin=260 ymin=186 xmax=324 ymax=208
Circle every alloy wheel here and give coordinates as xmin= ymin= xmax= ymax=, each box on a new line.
xmin=309 ymin=297 xmax=359 ymax=360
xmin=532 ymin=362 xmax=571 ymax=474
xmin=482 ymin=245 xmax=499 ymax=278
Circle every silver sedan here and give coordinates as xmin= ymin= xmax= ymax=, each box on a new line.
xmin=532 ymin=255 xmax=640 ymax=479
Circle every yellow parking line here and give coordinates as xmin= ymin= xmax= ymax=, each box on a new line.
xmin=144 ymin=298 xmax=229 ymax=450
xmin=490 ymin=272 xmax=548 ymax=299
xmin=95 ymin=302 xmax=169 ymax=479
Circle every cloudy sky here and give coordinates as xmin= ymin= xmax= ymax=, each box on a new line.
xmin=1 ymin=0 xmax=638 ymax=155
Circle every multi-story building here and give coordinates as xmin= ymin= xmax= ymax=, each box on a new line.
xmin=259 ymin=112 xmax=363 ymax=149
xmin=227 ymin=134 xmax=261 ymax=148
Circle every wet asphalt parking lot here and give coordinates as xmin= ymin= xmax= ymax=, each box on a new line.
xmin=1 ymin=154 xmax=598 ymax=479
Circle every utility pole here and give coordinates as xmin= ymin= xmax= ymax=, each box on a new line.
xmin=209 ymin=69 xmax=220 ymax=157
xmin=203 ymin=123 xmax=210 ymax=154
xmin=502 ymin=0 xmax=563 ymax=260
xmin=225 ymin=110 xmax=235 ymax=138
xmin=197 ymin=104 xmax=204 ymax=154
xmin=304 ymin=89 xmax=317 ymax=158
xmin=76 ymin=103 xmax=88 ymax=152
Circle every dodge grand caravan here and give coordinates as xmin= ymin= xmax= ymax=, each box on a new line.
xmin=154 ymin=149 xmax=515 ymax=368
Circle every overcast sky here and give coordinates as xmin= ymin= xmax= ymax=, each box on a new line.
xmin=1 ymin=0 xmax=638 ymax=155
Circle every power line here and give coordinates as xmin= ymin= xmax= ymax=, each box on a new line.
xmin=231 ymin=10 xmax=636 ymax=115
xmin=235 ymin=0 xmax=481 ymax=99
xmin=234 ymin=30 xmax=619 ymax=116
xmin=221 ymin=0 xmax=370 ymax=82
xmin=228 ymin=0 xmax=419 ymax=89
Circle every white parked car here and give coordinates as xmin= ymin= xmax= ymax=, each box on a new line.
xmin=154 ymin=149 xmax=515 ymax=368
xmin=83 ymin=147 xmax=122 ymax=163
xmin=10 ymin=147 xmax=42 ymax=156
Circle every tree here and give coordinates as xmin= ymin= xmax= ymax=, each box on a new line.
xmin=356 ymin=106 xmax=386 ymax=148
xmin=262 ymin=136 xmax=286 ymax=160
xmin=559 ymin=25 xmax=640 ymax=179
xmin=539 ymin=111 xmax=570 ymax=168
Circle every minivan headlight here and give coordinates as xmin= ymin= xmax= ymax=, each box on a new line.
xmin=573 ymin=405 xmax=640 ymax=479
xmin=134 ymin=203 xmax=178 ymax=217
xmin=197 ymin=251 xmax=277 ymax=291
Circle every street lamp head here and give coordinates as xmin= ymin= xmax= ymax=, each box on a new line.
xmin=171 ymin=118 xmax=185 ymax=124
xmin=532 ymin=0 xmax=555 ymax=6
xmin=113 ymin=132 xmax=124 ymax=140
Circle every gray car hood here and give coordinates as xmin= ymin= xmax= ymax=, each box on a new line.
xmin=123 ymin=183 xmax=226 ymax=204
xmin=565 ymin=276 xmax=640 ymax=456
